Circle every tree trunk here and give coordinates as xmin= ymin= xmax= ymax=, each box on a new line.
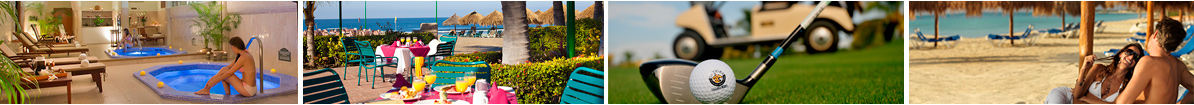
xmin=304 ymin=1 xmax=316 ymax=66
xmin=553 ymin=1 xmax=564 ymax=25
xmin=501 ymin=1 xmax=530 ymax=65
xmin=595 ymin=1 xmax=603 ymax=24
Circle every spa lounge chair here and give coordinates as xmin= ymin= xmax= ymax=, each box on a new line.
xmin=15 ymin=32 xmax=76 ymax=47
xmin=303 ymin=68 xmax=350 ymax=104
xmin=12 ymin=32 xmax=88 ymax=55
xmin=0 ymin=43 xmax=98 ymax=67
xmin=911 ymin=28 xmax=959 ymax=49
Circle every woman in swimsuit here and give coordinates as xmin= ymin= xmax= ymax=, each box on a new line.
xmin=1046 ymin=44 xmax=1143 ymax=104
xmin=194 ymin=37 xmax=258 ymax=97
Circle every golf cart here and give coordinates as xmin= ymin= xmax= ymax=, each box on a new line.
xmin=673 ymin=1 xmax=855 ymax=61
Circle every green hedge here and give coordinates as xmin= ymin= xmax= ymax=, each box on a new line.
xmin=442 ymin=51 xmax=502 ymax=64
xmin=304 ymin=32 xmax=437 ymax=69
xmin=526 ymin=19 xmax=602 ymax=62
xmin=490 ymin=55 xmax=604 ymax=104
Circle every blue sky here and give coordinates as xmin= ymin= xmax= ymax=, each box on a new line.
xmin=306 ymin=1 xmax=596 ymax=19
xmin=608 ymin=1 xmax=902 ymax=62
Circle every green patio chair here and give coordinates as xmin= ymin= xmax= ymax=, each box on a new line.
xmin=427 ymin=60 xmax=490 ymax=88
xmin=353 ymin=40 xmax=398 ymax=89
xmin=303 ymin=68 xmax=350 ymax=104
xmin=340 ymin=37 xmax=369 ymax=80
xmin=560 ymin=67 xmax=605 ymax=104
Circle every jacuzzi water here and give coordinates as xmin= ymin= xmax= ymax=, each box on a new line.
xmin=154 ymin=69 xmax=281 ymax=95
xmin=109 ymin=47 xmax=185 ymax=58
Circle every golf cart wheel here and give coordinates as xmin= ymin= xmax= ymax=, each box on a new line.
xmin=674 ymin=30 xmax=722 ymax=61
xmin=803 ymin=20 xmax=840 ymax=54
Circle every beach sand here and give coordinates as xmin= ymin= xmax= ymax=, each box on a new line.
xmin=908 ymin=18 xmax=1194 ymax=104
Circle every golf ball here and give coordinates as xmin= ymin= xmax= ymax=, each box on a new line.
xmin=690 ymin=60 xmax=736 ymax=104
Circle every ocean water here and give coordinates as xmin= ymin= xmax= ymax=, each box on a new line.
xmin=305 ymin=17 xmax=548 ymax=32
xmin=909 ymin=12 xmax=1141 ymax=38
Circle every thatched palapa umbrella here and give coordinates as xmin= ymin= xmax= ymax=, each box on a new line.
xmin=578 ymin=4 xmax=596 ymax=19
xmin=526 ymin=8 xmax=542 ymax=27
xmin=443 ymin=14 xmax=462 ymax=31
xmin=459 ymin=11 xmax=484 ymax=34
xmin=909 ymin=1 xmax=958 ymax=47
xmin=482 ymin=10 xmax=504 ymax=34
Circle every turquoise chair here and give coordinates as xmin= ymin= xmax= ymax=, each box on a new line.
xmin=341 ymin=37 xmax=371 ymax=80
xmin=427 ymin=60 xmax=490 ymax=88
xmin=439 ymin=35 xmax=458 ymax=42
xmin=353 ymin=40 xmax=397 ymax=89
xmin=560 ymin=67 xmax=604 ymax=104
xmin=303 ymin=68 xmax=350 ymax=104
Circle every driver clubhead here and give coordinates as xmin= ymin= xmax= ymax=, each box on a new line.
xmin=640 ymin=59 xmax=751 ymax=104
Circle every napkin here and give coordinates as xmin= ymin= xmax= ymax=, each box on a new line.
xmin=391 ymin=74 xmax=411 ymax=90
xmin=488 ymin=83 xmax=508 ymax=104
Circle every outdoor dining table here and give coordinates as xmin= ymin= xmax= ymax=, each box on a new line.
xmin=367 ymin=85 xmax=519 ymax=104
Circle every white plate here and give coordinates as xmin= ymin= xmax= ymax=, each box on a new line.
xmin=411 ymin=99 xmax=469 ymax=104
xmin=434 ymin=85 xmax=472 ymax=94
xmin=379 ymin=92 xmax=423 ymax=101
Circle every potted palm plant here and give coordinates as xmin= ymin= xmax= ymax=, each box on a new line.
xmin=0 ymin=1 xmax=36 ymax=103
xmin=189 ymin=1 xmax=241 ymax=60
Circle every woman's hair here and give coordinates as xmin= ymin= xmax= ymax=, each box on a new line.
xmin=229 ymin=37 xmax=246 ymax=50
xmin=1100 ymin=43 xmax=1144 ymax=98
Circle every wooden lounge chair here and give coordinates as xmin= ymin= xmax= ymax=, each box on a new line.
xmin=0 ymin=43 xmax=98 ymax=67
xmin=15 ymin=32 xmax=75 ymax=47
xmin=303 ymin=68 xmax=350 ymax=104
xmin=12 ymin=32 xmax=88 ymax=55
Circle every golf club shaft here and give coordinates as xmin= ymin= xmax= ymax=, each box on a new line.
xmin=741 ymin=1 xmax=830 ymax=86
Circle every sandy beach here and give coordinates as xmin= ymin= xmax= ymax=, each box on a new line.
xmin=908 ymin=18 xmax=1184 ymax=104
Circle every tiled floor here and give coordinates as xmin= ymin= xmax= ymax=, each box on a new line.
xmin=22 ymin=55 xmax=299 ymax=104
xmin=303 ymin=66 xmax=410 ymax=104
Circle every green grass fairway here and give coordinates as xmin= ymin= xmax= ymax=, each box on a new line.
xmin=609 ymin=40 xmax=904 ymax=104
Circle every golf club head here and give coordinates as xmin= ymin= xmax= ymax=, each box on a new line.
xmin=640 ymin=59 xmax=751 ymax=104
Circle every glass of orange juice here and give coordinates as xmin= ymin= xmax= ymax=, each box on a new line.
xmin=424 ymin=74 xmax=437 ymax=89
xmin=455 ymin=77 xmax=468 ymax=92
xmin=413 ymin=79 xmax=426 ymax=93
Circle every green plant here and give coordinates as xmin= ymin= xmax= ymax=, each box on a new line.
xmin=29 ymin=3 xmax=69 ymax=38
xmin=487 ymin=55 xmax=604 ymax=104
xmin=0 ymin=2 xmax=35 ymax=103
xmin=526 ymin=19 xmax=601 ymax=62
xmin=190 ymin=1 xmax=241 ymax=51
xmin=443 ymin=51 xmax=502 ymax=64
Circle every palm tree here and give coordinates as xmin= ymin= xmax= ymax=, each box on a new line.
xmin=501 ymin=1 xmax=530 ymax=64
xmin=552 ymin=1 xmax=564 ymax=25
xmin=594 ymin=1 xmax=603 ymax=23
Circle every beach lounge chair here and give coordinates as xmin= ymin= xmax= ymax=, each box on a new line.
xmin=911 ymin=28 xmax=959 ymax=48
xmin=427 ymin=60 xmax=490 ymax=88
xmin=1096 ymin=20 xmax=1106 ymax=33
xmin=989 ymin=27 xmax=1038 ymax=46
xmin=303 ymin=68 xmax=350 ymax=104
xmin=560 ymin=67 xmax=605 ymax=104
xmin=12 ymin=32 xmax=88 ymax=55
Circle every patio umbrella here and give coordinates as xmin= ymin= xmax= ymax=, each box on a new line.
xmin=910 ymin=1 xmax=957 ymax=47
xmin=460 ymin=11 xmax=484 ymax=34
xmin=578 ymin=4 xmax=596 ymax=19
xmin=443 ymin=14 xmax=461 ymax=30
xmin=482 ymin=10 xmax=503 ymax=32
